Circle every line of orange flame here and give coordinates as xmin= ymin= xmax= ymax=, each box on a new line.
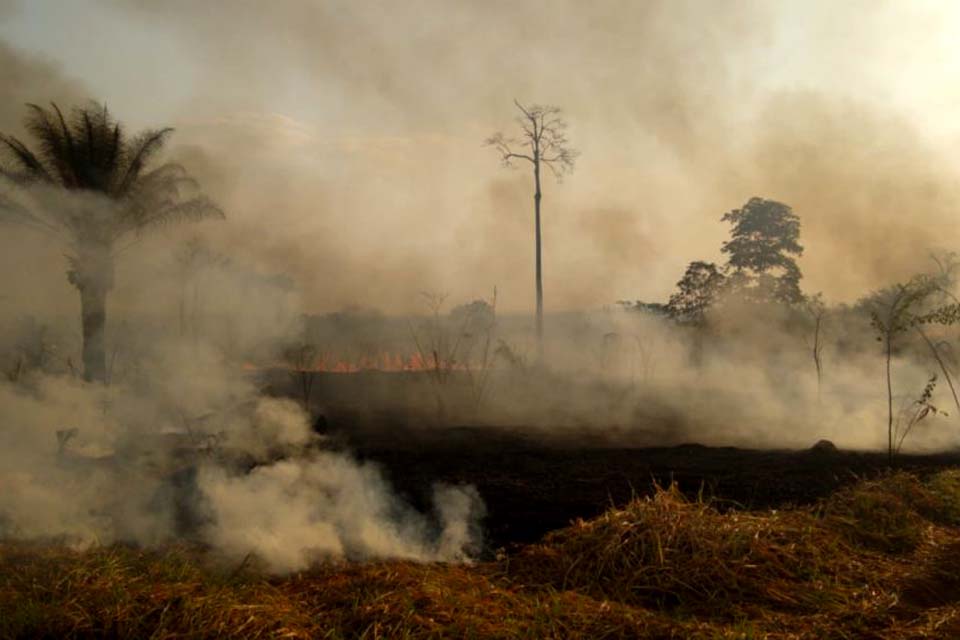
xmin=242 ymin=352 xmax=463 ymax=373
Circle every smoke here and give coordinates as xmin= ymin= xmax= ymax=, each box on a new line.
xmin=0 ymin=350 xmax=485 ymax=571
xmin=287 ymin=290 xmax=960 ymax=454
xmin=3 ymin=2 xmax=954 ymax=312
xmin=726 ymin=93 xmax=960 ymax=297
xmin=0 ymin=40 xmax=86 ymax=135
xmin=200 ymin=459 xmax=482 ymax=571
xmin=0 ymin=178 xmax=484 ymax=573
xmin=3 ymin=0 xmax=960 ymax=566
xmin=77 ymin=0 xmax=960 ymax=313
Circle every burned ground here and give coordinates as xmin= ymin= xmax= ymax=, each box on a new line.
xmin=252 ymin=368 xmax=960 ymax=550
xmin=338 ymin=423 xmax=960 ymax=550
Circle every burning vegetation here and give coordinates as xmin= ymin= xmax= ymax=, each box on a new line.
xmin=4 ymin=2 xmax=960 ymax=638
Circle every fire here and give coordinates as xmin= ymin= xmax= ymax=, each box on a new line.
xmin=243 ymin=352 xmax=447 ymax=374
xmin=314 ymin=352 xmax=430 ymax=373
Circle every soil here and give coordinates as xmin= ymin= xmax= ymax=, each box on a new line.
xmin=256 ymin=369 xmax=960 ymax=550
xmin=330 ymin=421 xmax=960 ymax=550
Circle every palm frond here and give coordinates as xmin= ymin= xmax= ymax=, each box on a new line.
xmin=50 ymin=103 xmax=78 ymax=187
xmin=116 ymin=128 xmax=173 ymax=196
xmin=70 ymin=101 xmax=125 ymax=191
xmin=0 ymin=134 xmax=54 ymax=184
xmin=23 ymin=104 xmax=75 ymax=187
xmin=114 ymin=163 xmax=205 ymax=233
xmin=123 ymin=195 xmax=224 ymax=238
xmin=135 ymin=163 xmax=198 ymax=193
xmin=0 ymin=192 xmax=62 ymax=236
xmin=3 ymin=102 xmax=223 ymax=242
xmin=106 ymin=122 xmax=123 ymax=184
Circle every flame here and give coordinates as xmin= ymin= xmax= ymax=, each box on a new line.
xmin=242 ymin=351 xmax=463 ymax=374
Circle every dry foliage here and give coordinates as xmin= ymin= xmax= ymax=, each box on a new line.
xmin=5 ymin=472 xmax=960 ymax=639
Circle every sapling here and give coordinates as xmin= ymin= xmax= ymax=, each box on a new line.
xmin=893 ymin=375 xmax=947 ymax=455
xmin=909 ymin=252 xmax=960 ymax=416
xmin=868 ymin=277 xmax=937 ymax=463
xmin=804 ymin=293 xmax=826 ymax=402
xmin=912 ymin=326 xmax=960 ymax=417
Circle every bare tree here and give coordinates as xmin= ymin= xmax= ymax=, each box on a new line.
xmin=284 ymin=342 xmax=319 ymax=414
xmin=486 ymin=100 xmax=577 ymax=362
xmin=453 ymin=289 xmax=498 ymax=415
xmin=410 ymin=292 xmax=470 ymax=422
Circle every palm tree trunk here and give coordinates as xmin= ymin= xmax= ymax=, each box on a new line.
xmin=534 ymin=159 xmax=543 ymax=363
xmin=80 ymin=282 xmax=108 ymax=383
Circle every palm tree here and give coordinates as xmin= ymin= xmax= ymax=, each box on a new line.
xmin=0 ymin=102 xmax=223 ymax=382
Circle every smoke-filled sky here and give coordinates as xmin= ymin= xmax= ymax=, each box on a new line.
xmin=2 ymin=0 xmax=960 ymax=313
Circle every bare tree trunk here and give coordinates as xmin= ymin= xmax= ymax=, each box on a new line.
xmin=80 ymin=283 xmax=108 ymax=383
xmin=885 ymin=333 xmax=893 ymax=464
xmin=534 ymin=159 xmax=544 ymax=363
xmin=179 ymin=282 xmax=187 ymax=338
xmin=192 ymin=279 xmax=200 ymax=350
xmin=300 ymin=370 xmax=314 ymax=414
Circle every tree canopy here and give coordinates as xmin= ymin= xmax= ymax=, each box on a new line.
xmin=0 ymin=102 xmax=222 ymax=248
xmin=666 ymin=261 xmax=726 ymax=325
xmin=720 ymin=197 xmax=803 ymax=304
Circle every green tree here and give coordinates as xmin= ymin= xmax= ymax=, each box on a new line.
xmin=666 ymin=261 xmax=726 ymax=326
xmin=487 ymin=100 xmax=577 ymax=362
xmin=721 ymin=197 xmax=803 ymax=304
xmin=0 ymin=102 xmax=222 ymax=382
xmin=665 ymin=260 xmax=726 ymax=367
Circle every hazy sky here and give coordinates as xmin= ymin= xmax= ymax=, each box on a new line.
xmin=3 ymin=0 xmax=960 ymax=313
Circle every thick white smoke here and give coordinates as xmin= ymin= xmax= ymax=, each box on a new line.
xmin=0 ymin=338 xmax=485 ymax=572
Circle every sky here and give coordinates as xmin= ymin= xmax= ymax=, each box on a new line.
xmin=2 ymin=0 xmax=960 ymax=314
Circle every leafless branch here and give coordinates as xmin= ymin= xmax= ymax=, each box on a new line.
xmin=486 ymin=100 xmax=578 ymax=177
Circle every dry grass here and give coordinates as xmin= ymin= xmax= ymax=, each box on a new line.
xmin=509 ymin=483 xmax=877 ymax=617
xmin=4 ymin=471 xmax=960 ymax=639
xmin=820 ymin=473 xmax=934 ymax=553
xmin=0 ymin=543 xmax=709 ymax=639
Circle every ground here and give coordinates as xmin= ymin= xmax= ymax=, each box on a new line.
xmin=9 ymin=372 xmax=960 ymax=638
xmin=5 ymin=468 xmax=960 ymax=638
xmin=338 ymin=423 xmax=960 ymax=549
